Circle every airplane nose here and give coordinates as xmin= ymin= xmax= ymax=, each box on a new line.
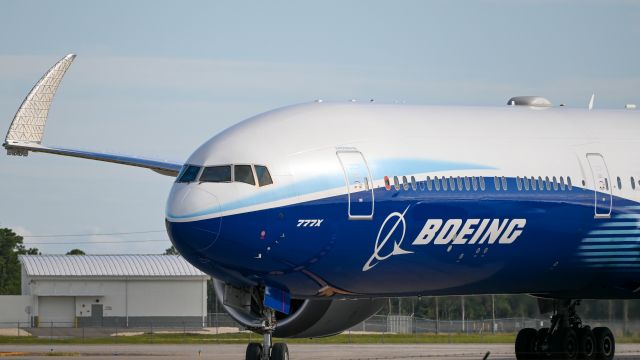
xmin=166 ymin=184 xmax=222 ymax=250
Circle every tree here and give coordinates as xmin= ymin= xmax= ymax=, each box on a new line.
xmin=164 ymin=245 xmax=180 ymax=255
xmin=66 ymin=248 xmax=85 ymax=255
xmin=0 ymin=228 xmax=40 ymax=295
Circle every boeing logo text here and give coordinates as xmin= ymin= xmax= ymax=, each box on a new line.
xmin=412 ymin=218 xmax=527 ymax=246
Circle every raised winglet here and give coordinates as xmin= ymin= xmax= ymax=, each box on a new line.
xmin=3 ymin=54 xmax=182 ymax=177
xmin=5 ymin=54 xmax=76 ymax=154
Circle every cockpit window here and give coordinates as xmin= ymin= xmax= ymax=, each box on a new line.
xmin=255 ymin=165 xmax=273 ymax=186
xmin=176 ymin=165 xmax=201 ymax=183
xmin=200 ymin=165 xmax=231 ymax=183
xmin=234 ymin=165 xmax=255 ymax=186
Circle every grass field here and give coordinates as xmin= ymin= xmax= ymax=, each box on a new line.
xmin=0 ymin=332 xmax=515 ymax=345
xmin=1 ymin=331 xmax=638 ymax=345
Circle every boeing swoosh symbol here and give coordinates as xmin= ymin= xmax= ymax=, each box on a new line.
xmin=362 ymin=205 xmax=413 ymax=271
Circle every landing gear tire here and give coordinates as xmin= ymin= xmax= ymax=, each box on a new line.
xmin=537 ymin=328 xmax=550 ymax=359
xmin=246 ymin=342 xmax=263 ymax=360
xmin=577 ymin=327 xmax=595 ymax=360
xmin=271 ymin=343 xmax=289 ymax=360
xmin=593 ymin=327 xmax=615 ymax=360
xmin=551 ymin=328 xmax=578 ymax=359
xmin=515 ymin=328 xmax=539 ymax=360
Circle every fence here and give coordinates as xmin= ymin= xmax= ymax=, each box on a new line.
xmin=2 ymin=313 xmax=640 ymax=339
xmin=350 ymin=315 xmax=640 ymax=337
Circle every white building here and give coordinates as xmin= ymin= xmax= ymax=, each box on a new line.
xmin=11 ymin=255 xmax=208 ymax=328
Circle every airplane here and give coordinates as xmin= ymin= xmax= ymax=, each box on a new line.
xmin=4 ymin=54 xmax=638 ymax=360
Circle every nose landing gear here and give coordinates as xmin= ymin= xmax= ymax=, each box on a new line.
xmin=245 ymin=308 xmax=289 ymax=360
xmin=515 ymin=300 xmax=615 ymax=360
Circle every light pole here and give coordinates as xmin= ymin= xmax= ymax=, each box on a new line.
xmin=461 ymin=296 xmax=465 ymax=333
xmin=491 ymin=295 xmax=496 ymax=334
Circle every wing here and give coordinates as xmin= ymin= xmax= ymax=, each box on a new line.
xmin=3 ymin=54 xmax=182 ymax=177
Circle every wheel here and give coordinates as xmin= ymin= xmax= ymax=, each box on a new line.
xmin=537 ymin=328 xmax=551 ymax=359
xmin=270 ymin=343 xmax=289 ymax=360
xmin=593 ymin=327 xmax=615 ymax=360
xmin=577 ymin=327 xmax=595 ymax=360
xmin=246 ymin=342 xmax=263 ymax=360
xmin=515 ymin=328 xmax=539 ymax=360
xmin=551 ymin=328 xmax=578 ymax=359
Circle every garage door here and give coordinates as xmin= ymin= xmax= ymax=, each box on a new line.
xmin=38 ymin=297 xmax=74 ymax=327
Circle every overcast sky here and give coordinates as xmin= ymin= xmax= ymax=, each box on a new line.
xmin=0 ymin=0 xmax=638 ymax=254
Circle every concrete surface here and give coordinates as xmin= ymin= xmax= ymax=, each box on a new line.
xmin=1 ymin=344 xmax=640 ymax=359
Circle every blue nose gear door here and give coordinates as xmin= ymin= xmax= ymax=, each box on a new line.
xmin=336 ymin=148 xmax=374 ymax=220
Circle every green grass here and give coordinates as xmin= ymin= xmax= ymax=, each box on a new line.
xmin=1 ymin=332 xmax=639 ymax=345
xmin=0 ymin=332 xmax=510 ymax=345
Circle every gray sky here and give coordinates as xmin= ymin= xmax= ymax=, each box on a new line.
xmin=0 ymin=0 xmax=638 ymax=254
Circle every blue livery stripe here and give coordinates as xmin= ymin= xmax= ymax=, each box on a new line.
xmin=579 ymin=244 xmax=640 ymax=250
xmin=588 ymin=229 xmax=640 ymax=235
xmin=587 ymin=263 xmax=640 ymax=268
xmin=582 ymin=237 xmax=640 ymax=243
xmin=582 ymin=257 xmax=640 ymax=262
xmin=615 ymin=214 xmax=640 ymax=219
xmin=598 ymin=222 xmax=640 ymax=227
xmin=579 ymin=251 xmax=640 ymax=256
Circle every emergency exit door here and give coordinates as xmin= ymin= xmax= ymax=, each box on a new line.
xmin=586 ymin=153 xmax=612 ymax=218
xmin=336 ymin=148 xmax=374 ymax=220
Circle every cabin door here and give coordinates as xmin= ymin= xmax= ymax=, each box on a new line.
xmin=336 ymin=148 xmax=374 ymax=220
xmin=586 ymin=153 xmax=612 ymax=218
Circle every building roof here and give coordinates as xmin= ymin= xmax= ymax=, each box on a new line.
xmin=19 ymin=255 xmax=208 ymax=278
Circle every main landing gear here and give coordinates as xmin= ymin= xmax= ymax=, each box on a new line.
xmin=515 ymin=300 xmax=615 ymax=360
xmin=245 ymin=308 xmax=289 ymax=360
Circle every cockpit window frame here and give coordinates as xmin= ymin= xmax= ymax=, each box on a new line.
xmin=254 ymin=165 xmax=274 ymax=187
xmin=196 ymin=163 xmax=274 ymax=188
xmin=176 ymin=164 xmax=202 ymax=183
xmin=199 ymin=164 xmax=233 ymax=183
xmin=233 ymin=164 xmax=257 ymax=186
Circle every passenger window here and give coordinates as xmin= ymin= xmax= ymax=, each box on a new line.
xmin=456 ymin=176 xmax=463 ymax=191
xmin=402 ymin=176 xmax=409 ymax=190
xmin=479 ymin=177 xmax=486 ymax=191
xmin=449 ymin=176 xmax=456 ymax=191
xmin=604 ymin=178 xmax=609 ymax=190
xmin=384 ymin=176 xmax=391 ymax=190
xmin=177 ymin=165 xmax=201 ymax=183
xmin=200 ymin=165 xmax=231 ymax=183
xmin=538 ymin=176 xmax=544 ymax=190
xmin=617 ymin=177 xmax=622 ymax=190
xmin=410 ymin=176 xmax=417 ymax=191
xmin=472 ymin=177 xmax=478 ymax=191
xmin=434 ymin=176 xmax=441 ymax=191
xmin=552 ymin=176 xmax=558 ymax=191
xmin=464 ymin=177 xmax=471 ymax=191
xmin=364 ymin=177 xmax=370 ymax=191
xmin=531 ymin=176 xmax=537 ymax=191
xmin=426 ymin=176 xmax=433 ymax=191
xmin=545 ymin=176 xmax=551 ymax=191
xmin=501 ymin=177 xmax=508 ymax=191
xmin=494 ymin=176 xmax=500 ymax=191
xmin=442 ymin=176 xmax=449 ymax=191
xmin=516 ymin=176 xmax=522 ymax=191
xmin=559 ymin=177 xmax=566 ymax=191
xmin=419 ymin=178 xmax=425 ymax=191
xmin=632 ymin=177 xmax=637 ymax=190
xmin=393 ymin=176 xmax=400 ymax=191
xmin=523 ymin=177 xmax=530 ymax=191
xmin=567 ymin=177 xmax=573 ymax=190
xmin=255 ymin=165 xmax=273 ymax=186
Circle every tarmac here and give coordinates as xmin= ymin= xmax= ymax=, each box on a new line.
xmin=2 ymin=344 xmax=640 ymax=360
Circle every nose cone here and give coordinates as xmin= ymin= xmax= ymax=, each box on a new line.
xmin=166 ymin=184 xmax=222 ymax=250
